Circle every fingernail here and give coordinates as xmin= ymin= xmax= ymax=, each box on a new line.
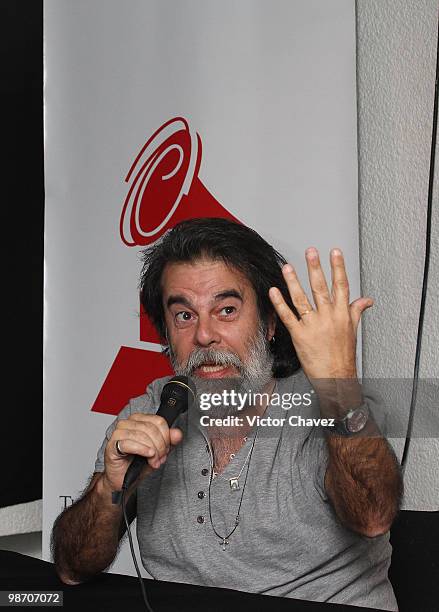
xmin=332 ymin=248 xmax=342 ymax=256
xmin=306 ymin=248 xmax=318 ymax=259
xmin=283 ymin=264 xmax=294 ymax=273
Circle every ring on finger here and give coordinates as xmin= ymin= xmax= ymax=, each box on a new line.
xmin=299 ymin=309 xmax=314 ymax=317
xmin=115 ymin=439 xmax=128 ymax=457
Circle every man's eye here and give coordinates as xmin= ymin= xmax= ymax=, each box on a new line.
xmin=175 ymin=311 xmax=193 ymax=322
xmin=220 ymin=306 xmax=236 ymax=316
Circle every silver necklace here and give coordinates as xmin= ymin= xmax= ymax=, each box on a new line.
xmin=228 ymin=437 xmax=255 ymax=491
xmin=207 ymin=428 xmax=259 ymax=551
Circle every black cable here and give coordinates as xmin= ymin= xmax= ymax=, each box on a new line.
xmin=122 ymin=488 xmax=155 ymax=612
xmin=401 ymin=16 xmax=438 ymax=470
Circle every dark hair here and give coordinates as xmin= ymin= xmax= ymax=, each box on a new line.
xmin=139 ymin=217 xmax=301 ymax=378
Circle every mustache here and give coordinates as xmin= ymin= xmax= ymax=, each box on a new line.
xmin=177 ymin=347 xmax=244 ymax=376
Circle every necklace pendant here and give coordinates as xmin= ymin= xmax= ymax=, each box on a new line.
xmin=229 ymin=477 xmax=240 ymax=491
xmin=220 ymin=538 xmax=229 ymax=551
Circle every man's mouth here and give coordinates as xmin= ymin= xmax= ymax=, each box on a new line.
xmin=193 ymin=363 xmax=240 ymax=378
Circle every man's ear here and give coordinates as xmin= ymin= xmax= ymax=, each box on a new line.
xmin=266 ymin=312 xmax=276 ymax=342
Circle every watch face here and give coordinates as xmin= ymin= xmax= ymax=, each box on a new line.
xmin=347 ymin=408 xmax=369 ymax=433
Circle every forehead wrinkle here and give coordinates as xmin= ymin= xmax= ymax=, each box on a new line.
xmin=162 ymin=260 xmax=253 ymax=311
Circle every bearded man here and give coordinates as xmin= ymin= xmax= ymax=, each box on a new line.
xmin=52 ymin=218 xmax=402 ymax=610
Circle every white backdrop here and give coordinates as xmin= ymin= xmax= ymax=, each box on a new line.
xmin=43 ymin=0 xmax=359 ymax=575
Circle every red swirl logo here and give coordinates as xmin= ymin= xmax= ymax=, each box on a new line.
xmin=120 ymin=116 xmax=239 ymax=246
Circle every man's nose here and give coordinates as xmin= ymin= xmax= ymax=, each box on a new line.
xmin=194 ymin=315 xmax=221 ymax=347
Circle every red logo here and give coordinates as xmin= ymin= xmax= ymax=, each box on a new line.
xmin=120 ymin=116 xmax=238 ymax=247
xmin=92 ymin=117 xmax=241 ymax=414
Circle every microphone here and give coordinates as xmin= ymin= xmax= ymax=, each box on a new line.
xmin=120 ymin=376 xmax=196 ymax=494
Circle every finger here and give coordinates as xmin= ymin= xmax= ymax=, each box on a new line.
xmin=116 ymin=426 xmax=168 ymax=459
xmin=113 ymin=437 xmax=165 ymax=471
xmin=129 ymin=418 xmax=183 ymax=450
xmin=350 ymin=297 xmax=374 ymax=330
xmin=305 ymin=248 xmax=331 ymax=309
xmin=128 ymin=413 xmax=171 ymax=440
xmin=281 ymin=264 xmax=314 ymax=317
xmin=330 ymin=248 xmax=350 ymax=306
xmin=112 ymin=437 xmax=156 ymax=460
xmin=268 ymin=286 xmax=301 ymax=332
xmin=169 ymin=427 xmax=184 ymax=446
xmin=123 ymin=415 xmax=171 ymax=451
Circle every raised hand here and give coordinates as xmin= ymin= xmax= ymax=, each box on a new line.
xmin=268 ymin=248 xmax=373 ymax=413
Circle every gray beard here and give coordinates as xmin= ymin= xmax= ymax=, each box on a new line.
xmin=169 ymin=324 xmax=274 ymax=417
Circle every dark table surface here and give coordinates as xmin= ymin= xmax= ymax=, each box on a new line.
xmin=1 ymin=510 xmax=438 ymax=610
xmin=0 ymin=550 xmax=380 ymax=612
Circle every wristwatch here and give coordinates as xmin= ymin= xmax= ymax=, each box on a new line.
xmin=328 ymin=403 xmax=370 ymax=436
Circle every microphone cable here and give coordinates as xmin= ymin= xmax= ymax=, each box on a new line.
xmin=122 ymin=487 xmax=155 ymax=612
xmin=401 ymin=16 xmax=438 ymax=471
xmin=114 ymin=376 xmax=195 ymax=611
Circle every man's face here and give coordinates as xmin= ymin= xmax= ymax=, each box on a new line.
xmin=161 ymin=258 xmax=274 ymax=394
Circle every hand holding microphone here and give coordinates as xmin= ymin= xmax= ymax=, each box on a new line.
xmin=102 ymin=376 xmax=196 ymax=498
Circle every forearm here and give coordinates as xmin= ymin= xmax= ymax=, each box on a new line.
xmin=325 ymin=422 xmax=403 ymax=537
xmin=51 ymin=473 xmax=128 ymax=584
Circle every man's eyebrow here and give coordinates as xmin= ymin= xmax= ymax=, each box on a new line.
xmin=166 ymin=295 xmax=193 ymax=309
xmin=166 ymin=290 xmax=243 ymax=309
xmin=213 ymin=289 xmax=243 ymax=302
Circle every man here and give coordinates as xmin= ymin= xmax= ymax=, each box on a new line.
xmin=52 ymin=218 xmax=402 ymax=610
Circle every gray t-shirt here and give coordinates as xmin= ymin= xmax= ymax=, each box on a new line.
xmin=94 ymin=369 xmax=398 ymax=611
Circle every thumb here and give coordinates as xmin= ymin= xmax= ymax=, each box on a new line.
xmin=350 ymin=297 xmax=374 ymax=330
xmin=169 ymin=427 xmax=184 ymax=447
